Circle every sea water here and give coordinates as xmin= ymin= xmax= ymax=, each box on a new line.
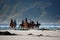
xmin=0 ymin=24 xmax=60 ymax=30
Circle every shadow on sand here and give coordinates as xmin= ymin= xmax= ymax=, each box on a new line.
xmin=0 ymin=31 xmax=17 ymax=35
xmin=36 ymin=34 xmax=59 ymax=38
xmin=27 ymin=33 xmax=59 ymax=38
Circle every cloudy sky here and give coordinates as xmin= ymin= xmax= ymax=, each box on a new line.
xmin=0 ymin=0 xmax=60 ymax=24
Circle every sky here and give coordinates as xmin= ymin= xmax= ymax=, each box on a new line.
xmin=0 ymin=0 xmax=60 ymax=25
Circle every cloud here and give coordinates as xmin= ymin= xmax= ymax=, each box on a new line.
xmin=30 ymin=1 xmax=52 ymax=22
xmin=5 ymin=3 xmax=32 ymax=19
xmin=58 ymin=20 xmax=60 ymax=23
xmin=40 ymin=10 xmax=46 ymax=17
xmin=39 ymin=2 xmax=52 ymax=17
xmin=56 ymin=20 xmax=60 ymax=23
xmin=31 ymin=1 xmax=52 ymax=18
xmin=0 ymin=0 xmax=52 ymax=24
xmin=0 ymin=1 xmax=35 ymax=24
xmin=33 ymin=1 xmax=52 ymax=8
xmin=28 ymin=1 xmax=52 ymax=23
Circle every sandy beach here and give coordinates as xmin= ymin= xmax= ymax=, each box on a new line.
xmin=0 ymin=30 xmax=60 ymax=40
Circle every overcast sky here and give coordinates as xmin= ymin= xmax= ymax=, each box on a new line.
xmin=0 ymin=0 xmax=60 ymax=24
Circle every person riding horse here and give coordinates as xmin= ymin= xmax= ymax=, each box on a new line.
xmin=9 ymin=19 xmax=17 ymax=28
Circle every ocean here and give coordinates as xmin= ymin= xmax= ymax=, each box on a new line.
xmin=0 ymin=24 xmax=60 ymax=30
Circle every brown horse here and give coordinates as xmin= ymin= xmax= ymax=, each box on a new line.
xmin=10 ymin=23 xmax=16 ymax=28
xmin=9 ymin=19 xmax=16 ymax=28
